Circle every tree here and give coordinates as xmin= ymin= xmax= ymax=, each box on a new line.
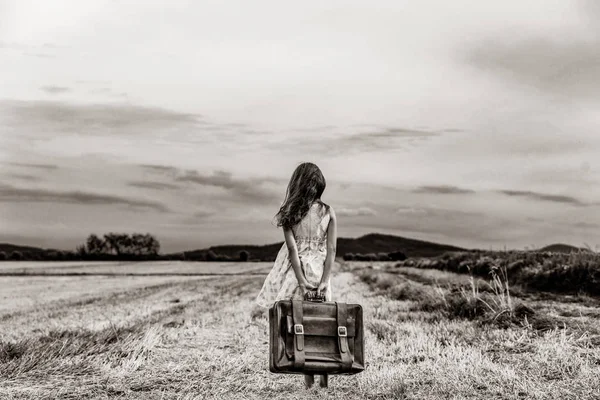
xmin=143 ymin=233 xmax=160 ymax=256
xmin=239 ymin=250 xmax=249 ymax=262
xmin=86 ymin=234 xmax=106 ymax=254
xmin=9 ymin=251 xmax=23 ymax=260
xmin=131 ymin=233 xmax=145 ymax=255
xmin=343 ymin=253 xmax=355 ymax=261
xmin=76 ymin=245 xmax=87 ymax=257
xmin=0 ymin=251 xmax=7 ymax=261
xmin=377 ymin=252 xmax=391 ymax=261
xmin=103 ymin=233 xmax=122 ymax=256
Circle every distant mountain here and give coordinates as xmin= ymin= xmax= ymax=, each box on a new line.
xmin=337 ymin=233 xmax=465 ymax=257
xmin=539 ymin=243 xmax=589 ymax=253
xmin=0 ymin=243 xmax=50 ymax=254
xmin=175 ymin=233 xmax=466 ymax=261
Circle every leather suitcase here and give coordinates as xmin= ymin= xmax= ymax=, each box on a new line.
xmin=269 ymin=299 xmax=365 ymax=374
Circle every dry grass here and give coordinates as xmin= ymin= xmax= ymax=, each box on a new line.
xmin=0 ymin=261 xmax=273 ymax=275
xmin=1 ymin=261 xmax=599 ymax=399
xmin=395 ymin=250 xmax=600 ymax=296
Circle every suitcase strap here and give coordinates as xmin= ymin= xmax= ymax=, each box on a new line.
xmin=336 ymin=302 xmax=353 ymax=372
xmin=292 ymin=300 xmax=305 ymax=369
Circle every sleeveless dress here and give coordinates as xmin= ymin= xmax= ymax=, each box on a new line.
xmin=255 ymin=202 xmax=333 ymax=308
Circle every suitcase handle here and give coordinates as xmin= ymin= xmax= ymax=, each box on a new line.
xmin=304 ymin=289 xmax=326 ymax=302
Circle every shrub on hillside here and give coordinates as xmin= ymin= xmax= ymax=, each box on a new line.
xmin=9 ymin=251 xmax=23 ymax=261
xmin=365 ymin=253 xmax=378 ymax=261
xmin=239 ymin=250 xmax=249 ymax=262
xmin=377 ymin=252 xmax=391 ymax=261
xmin=388 ymin=251 xmax=407 ymax=261
xmin=343 ymin=253 xmax=355 ymax=261
xmin=404 ymin=250 xmax=600 ymax=297
xmin=0 ymin=251 xmax=6 ymax=261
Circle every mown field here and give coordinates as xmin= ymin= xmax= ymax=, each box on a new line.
xmin=1 ymin=260 xmax=599 ymax=399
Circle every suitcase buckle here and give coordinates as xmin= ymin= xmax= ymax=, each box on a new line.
xmin=294 ymin=324 xmax=304 ymax=335
xmin=338 ymin=326 xmax=347 ymax=337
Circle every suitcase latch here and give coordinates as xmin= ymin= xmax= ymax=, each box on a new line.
xmin=294 ymin=324 xmax=304 ymax=335
xmin=338 ymin=326 xmax=347 ymax=337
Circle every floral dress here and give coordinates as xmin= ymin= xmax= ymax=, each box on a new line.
xmin=256 ymin=202 xmax=332 ymax=308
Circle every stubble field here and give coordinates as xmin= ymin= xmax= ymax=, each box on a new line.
xmin=1 ymin=260 xmax=599 ymax=399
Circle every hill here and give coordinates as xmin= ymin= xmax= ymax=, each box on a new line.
xmin=0 ymin=243 xmax=50 ymax=254
xmin=337 ymin=233 xmax=464 ymax=257
xmin=176 ymin=233 xmax=466 ymax=261
xmin=539 ymin=243 xmax=589 ymax=253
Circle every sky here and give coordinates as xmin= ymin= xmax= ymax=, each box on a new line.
xmin=1 ymin=0 xmax=599 ymax=253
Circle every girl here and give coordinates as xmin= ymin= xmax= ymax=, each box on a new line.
xmin=256 ymin=162 xmax=337 ymax=389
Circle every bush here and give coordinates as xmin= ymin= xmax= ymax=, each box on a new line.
xmin=9 ymin=251 xmax=23 ymax=261
xmin=0 ymin=251 xmax=6 ymax=261
xmin=388 ymin=251 xmax=407 ymax=261
xmin=239 ymin=250 xmax=249 ymax=262
xmin=377 ymin=252 xmax=391 ymax=261
xmin=364 ymin=253 xmax=378 ymax=261
xmin=408 ymin=250 xmax=600 ymax=296
xmin=343 ymin=253 xmax=355 ymax=261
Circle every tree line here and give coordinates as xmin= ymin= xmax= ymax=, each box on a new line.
xmin=77 ymin=233 xmax=160 ymax=257
xmin=0 ymin=233 xmax=254 ymax=262
xmin=0 ymin=233 xmax=410 ymax=262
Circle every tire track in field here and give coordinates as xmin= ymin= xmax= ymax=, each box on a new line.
xmin=0 ymin=277 xmax=208 ymax=322
xmin=117 ymin=264 xmax=378 ymax=399
xmin=0 ymin=276 xmax=229 ymax=342
xmin=0 ymin=275 xmax=266 ymax=397
xmin=0 ymin=272 xmax=268 ymax=277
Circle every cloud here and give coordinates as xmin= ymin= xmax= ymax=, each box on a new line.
xmin=463 ymin=4 xmax=600 ymax=103
xmin=24 ymin=53 xmax=56 ymax=59
xmin=413 ymin=185 xmax=475 ymax=195
xmin=128 ymin=181 xmax=180 ymax=190
xmin=395 ymin=206 xmax=428 ymax=215
xmin=87 ymin=87 xmax=129 ymax=99
xmin=41 ymin=86 xmax=70 ymax=94
xmin=329 ymin=127 xmax=440 ymax=153
xmin=175 ymin=170 xmax=279 ymax=202
xmin=571 ymin=221 xmax=600 ymax=229
xmin=352 ymin=206 xmax=514 ymax=246
xmin=336 ymin=207 xmax=377 ymax=217
xmin=0 ymin=100 xmax=203 ymax=136
xmin=192 ymin=209 xmax=215 ymax=219
xmin=5 ymin=173 xmax=41 ymax=182
xmin=0 ymin=184 xmax=169 ymax=212
xmin=140 ymin=164 xmax=179 ymax=175
xmin=5 ymin=162 xmax=59 ymax=170
xmin=499 ymin=190 xmax=586 ymax=206
xmin=269 ymin=126 xmax=443 ymax=156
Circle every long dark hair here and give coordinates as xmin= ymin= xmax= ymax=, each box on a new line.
xmin=275 ymin=162 xmax=329 ymax=229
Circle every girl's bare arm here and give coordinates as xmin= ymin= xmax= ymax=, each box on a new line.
xmin=283 ymin=227 xmax=314 ymax=290
xmin=319 ymin=207 xmax=337 ymax=291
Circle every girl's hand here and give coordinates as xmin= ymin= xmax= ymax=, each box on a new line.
xmin=317 ymin=281 xmax=329 ymax=296
xmin=299 ymin=279 xmax=316 ymax=295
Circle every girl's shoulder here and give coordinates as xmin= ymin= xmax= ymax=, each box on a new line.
xmin=315 ymin=200 xmax=335 ymax=220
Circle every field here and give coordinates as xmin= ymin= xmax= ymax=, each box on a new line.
xmin=1 ymin=261 xmax=600 ymax=399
